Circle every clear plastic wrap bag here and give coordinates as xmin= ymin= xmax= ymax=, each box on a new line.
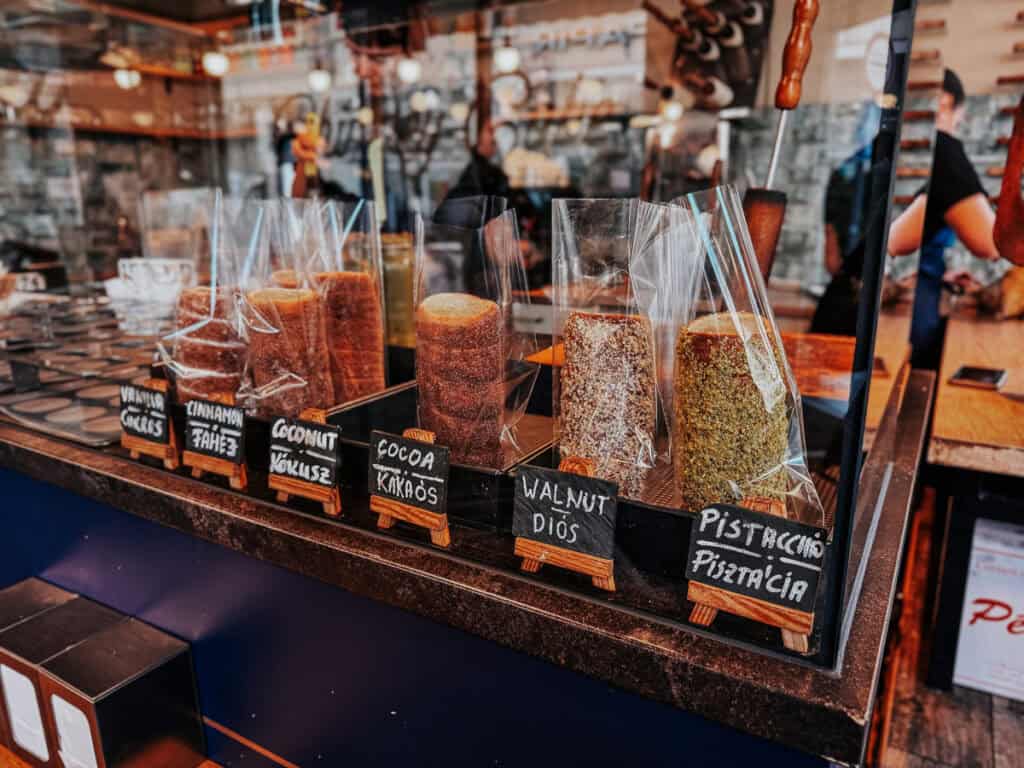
xmin=551 ymin=198 xmax=698 ymax=496
xmin=413 ymin=196 xmax=540 ymax=469
xmin=552 ymin=191 xmax=822 ymax=524
xmin=158 ymin=190 xmax=249 ymax=405
xmin=310 ymin=200 xmax=386 ymax=404
xmin=237 ymin=199 xmax=334 ymax=417
xmin=138 ymin=188 xmax=215 ymax=271
xmin=670 ymin=186 xmax=824 ymax=527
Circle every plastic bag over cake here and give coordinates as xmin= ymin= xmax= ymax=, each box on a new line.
xmin=551 ymin=198 xmax=699 ymax=497
xmin=138 ymin=188 xmax=215 ymax=270
xmin=310 ymin=199 xmax=386 ymax=404
xmin=671 ymin=186 xmax=823 ymax=527
xmin=157 ymin=190 xmax=253 ymax=405
xmin=237 ymin=199 xmax=334 ymax=417
xmin=413 ymin=196 xmax=540 ymax=470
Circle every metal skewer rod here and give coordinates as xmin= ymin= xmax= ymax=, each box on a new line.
xmin=765 ymin=111 xmax=787 ymax=190
xmin=762 ymin=0 xmax=819 ymax=189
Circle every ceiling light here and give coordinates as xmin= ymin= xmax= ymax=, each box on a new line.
xmin=308 ymin=68 xmax=332 ymax=93
xmin=397 ymin=57 xmax=422 ymax=84
xmin=113 ymin=69 xmax=141 ymax=89
xmin=410 ymin=91 xmax=428 ymax=112
xmin=494 ymin=43 xmax=520 ymax=74
xmin=423 ymin=90 xmax=440 ymax=111
xmin=661 ymin=99 xmax=684 ymax=122
xmin=356 ymin=107 xmax=374 ymax=126
xmin=449 ymin=102 xmax=469 ymax=122
xmin=201 ymin=51 xmax=230 ymax=77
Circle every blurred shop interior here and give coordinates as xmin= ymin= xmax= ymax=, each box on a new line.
xmin=0 ymin=0 xmax=904 ymax=336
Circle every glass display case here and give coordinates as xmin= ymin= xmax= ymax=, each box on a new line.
xmin=0 ymin=3 xmax=935 ymax=764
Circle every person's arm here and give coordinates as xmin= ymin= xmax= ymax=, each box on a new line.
xmin=888 ymin=195 xmax=927 ymax=256
xmin=824 ymin=223 xmax=843 ymax=275
xmin=944 ymin=192 xmax=1000 ymax=260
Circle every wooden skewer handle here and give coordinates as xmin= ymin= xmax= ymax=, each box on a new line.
xmin=644 ymin=1 xmax=695 ymax=43
xmin=775 ymin=0 xmax=820 ymax=111
xmin=682 ymin=0 xmax=719 ymax=30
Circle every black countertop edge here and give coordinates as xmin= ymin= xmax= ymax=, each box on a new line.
xmin=0 ymin=369 xmax=935 ymax=765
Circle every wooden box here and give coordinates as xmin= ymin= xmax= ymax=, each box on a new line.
xmin=39 ymin=619 xmax=205 ymax=768
xmin=0 ymin=597 xmax=123 ymax=766
xmin=0 ymin=579 xmax=75 ymax=758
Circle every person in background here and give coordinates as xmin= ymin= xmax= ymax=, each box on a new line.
xmin=442 ymin=120 xmax=551 ymax=288
xmin=810 ymin=103 xmax=882 ymax=336
xmin=444 ymin=121 xmax=510 ymax=202
xmin=888 ymin=68 xmax=1000 ymax=369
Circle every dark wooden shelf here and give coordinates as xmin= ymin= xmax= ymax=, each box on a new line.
xmin=0 ymin=119 xmax=255 ymax=141
xmin=987 ymin=166 xmax=1005 ymax=177
xmin=126 ymin=63 xmax=211 ymax=82
xmin=997 ymin=74 xmax=1024 ymax=86
xmin=495 ymin=106 xmax=633 ymax=125
xmin=900 ymin=138 xmax=932 ymax=151
xmin=896 ymin=166 xmax=930 ymax=179
xmin=910 ymin=49 xmax=941 ymax=64
xmin=907 ymin=80 xmax=942 ymax=91
xmin=914 ymin=18 xmax=947 ymax=32
xmin=903 ymin=109 xmax=936 ymax=122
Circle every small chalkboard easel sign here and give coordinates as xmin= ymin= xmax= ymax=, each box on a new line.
xmin=268 ymin=408 xmax=342 ymax=517
xmin=182 ymin=392 xmax=248 ymax=491
xmin=120 ymin=379 xmax=179 ymax=470
xmin=686 ymin=497 xmax=827 ymax=655
xmin=370 ymin=428 xmax=452 ymax=548
xmin=513 ymin=457 xmax=618 ymax=592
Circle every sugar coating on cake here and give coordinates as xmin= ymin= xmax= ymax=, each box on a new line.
xmin=415 ymin=342 xmax=503 ymax=383
xmin=172 ymin=287 xmax=246 ymax=403
xmin=416 ymin=292 xmax=505 ymax=467
xmin=247 ymin=287 xmax=334 ymax=415
xmin=271 ymin=269 xmax=300 ymax=289
xmin=559 ymin=311 xmax=656 ymax=468
xmin=315 ymin=271 xmax=385 ymax=401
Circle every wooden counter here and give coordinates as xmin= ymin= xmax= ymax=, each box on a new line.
xmin=928 ymin=311 xmax=1024 ymax=477
xmin=0 ymin=369 xmax=935 ymax=767
xmin=782 ymin=309 xmax=910 ymax=442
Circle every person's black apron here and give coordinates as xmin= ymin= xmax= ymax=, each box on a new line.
xmin=910 ymin=225 xmax=955 ymax=370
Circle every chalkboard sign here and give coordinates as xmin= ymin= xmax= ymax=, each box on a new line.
xmin=369 ymin=430 xmax=449 ymax=514
xmin=268 ymin=417 xmax=341 ymax=488
xmin=185 ymin=398 xmax=245 ymax=464
xmin=119 ymin=384 xmax=169 ymax=445
xmin=513 ymin=466 xmax=618 ymax=560
xmin=685 ymin=504 xmax=827 ymax=615
xmin=10 ymin=360 xmax=39 ymax=393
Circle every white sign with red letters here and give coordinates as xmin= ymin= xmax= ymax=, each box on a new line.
xmin=954 ymin=517 xmax=1024 ymax=702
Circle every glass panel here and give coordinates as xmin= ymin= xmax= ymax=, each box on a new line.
xmin=0 ymin=0 xmax=916 ymax=669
